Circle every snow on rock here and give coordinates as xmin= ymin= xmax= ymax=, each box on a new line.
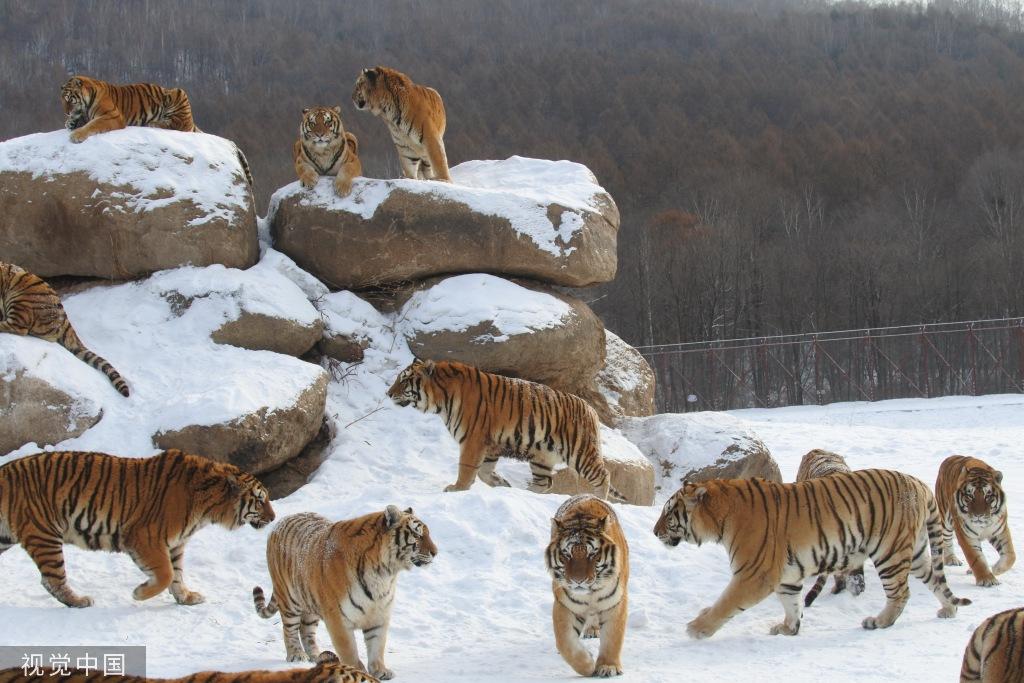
xmin=0 ymin=128 xmax=257 ymax=278
xmin=621 ymin=411 xmax=782 ymax=493
xmin=268 ymin=156 xmax=618 ymax=289
xmin=551 ymin=425 xmax=657 ymax=505
xmin=317 ymin=289 xmax=391 ymax=363
xmin=596 ymin=329 xmax=657 ymax=423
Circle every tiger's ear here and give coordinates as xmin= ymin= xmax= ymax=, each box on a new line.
xmin=365 ymin=67 xmax=379 ymax=83
xmin=996 ymin=470 xmax=1004 ymax=484
xmin=70 ymin=77 xmax=82 ymax=87
xmin=332 ymin=106 xmax=342 ymax=114
xmin=302 ymin=107 xmax=310 ymax=114
xmin=315 ymin=651 xmax=339 ymax=664
xmin=226 ymin=475 xmax=243 ymax=496
xmin=384 ymin=505 xmax=402 ymax=529
xmin=404 ymin=507 xmax=414 ymax=514
xmin=420 ymin=359 xmax=437 ymax=377
xmin=683 ymin=485 xmax=708 ymax=508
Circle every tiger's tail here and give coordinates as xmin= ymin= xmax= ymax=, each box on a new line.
xmin=803 ymin=574 xmax=828 ymax=607
xmin=924 ymin=497 xmax=972 ymax=610
xmin=608 ymin=483 xmax=628 ymax=504
xmin=56 ymin=322 xmax=130 ymax=397
xmin=234 ymin=144 xmax=255 ymax=189
xmin=252 ymin=585 xmax=279 ymax=618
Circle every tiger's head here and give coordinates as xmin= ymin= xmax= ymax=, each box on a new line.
xmin=654 ymin=482 xmax=713 ymax=548
xmin=957 ymin=466 xmax=1006 ymax=527
xmin=310 ymin=651 xmax=379 ymax=682
xmin=387 ymin=358 xmax=440 ymax=411
xmin=199 ymin=460 xmax=275 ymax=531
xmin=60 ymin=75 xmax=93 ymax=130
xmin=383 ymin=505 xmax=438 ymax=570
xmin=351 ymin=67 xmax=383 ymax=112
xmin=546 ymin=503 xmax=622 ymax=595
xmin=300 ymin=106 xmax=345 ymax=150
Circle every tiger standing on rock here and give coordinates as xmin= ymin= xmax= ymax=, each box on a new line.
xmin=795 ymin=448 xmax=867 ymax=606
xmin=0 ymin=449 xmax=274 ymax=608
xmin=253 ymin=507 xmax=437 ymax=680
xmin=0 ymin=262 xmax=130 ymax=396
xmin=936 ymin=454 xmax=1015 ymax=586
xmin=351 ymin=66 xmax=451 ymax=182
xmin=294 ymin=106 xmax=362 ymax=197
xmin=960 ymin=607 xmax=1024 ymax=682
xmin=653 ymin=470 xmax=970 ymax=639
xmin=546 ymin=495 xmax=629 ymax=678
xmin=387 ymin=359 xmax=625 ymax=502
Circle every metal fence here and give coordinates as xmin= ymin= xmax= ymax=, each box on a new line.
xmin=636 ymin=318 xmax=1024 ymax=412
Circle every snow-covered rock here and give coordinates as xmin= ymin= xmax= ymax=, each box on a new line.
xmin=398 ymin=274 xmax=605 ymax=400
xmin=620 ymin=411 xmax=782 ymax=494
xmin=596 ymin=329 xmax=656 ymax=423
xmin=268 ymin=157 xmax=618 ymax=289
xmin=550 ymin=426 xmax=656 ymax=505
xmin=0 ymin=128 xmax=257 ymax=279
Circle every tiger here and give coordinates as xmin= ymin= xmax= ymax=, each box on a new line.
xmin=545 ymin=495 xmax=629 ymax=678
xmin=960 ymin=607 xmax=1024 ymax=682
xmin=387 ymin=359 xmax=625 ymax=502
xmin=794 ymin=448 xmax=866 ymax=606
xmin=0 ymin=449 xmax=274 ymax=608
xmin=0 ymin=652 xmax=380 ymax=683
xmin=60 ymin=75 xmax=254 ymax=187
xmin=653 ymin=470 xmax=971 ymax=639
xmin=936 ymin=454 xmax=1015 ymax=587
xmin=351 ymin=66 xmax=451 ymax=182
xmin=252 ymin=507 xmax=437 ymax=680
xmin=294 ymin=106 xmax=362 ymax=197
xmin=0 ymin=261 xmax=130 ymax=396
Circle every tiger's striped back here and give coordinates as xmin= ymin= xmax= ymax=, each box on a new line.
xmin=961 ymin=607 xmax=1024 ymax=682
xmin=0 ymin=262 xmax=129 ymax=396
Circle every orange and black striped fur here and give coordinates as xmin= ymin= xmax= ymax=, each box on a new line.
xmin=546 ymin=495 xmax=629 ymax=678
xmin=0 ymin=652 xmax=380 ymax=683
xmin=294 ymin=106 xmax=362 ymax=197
xmin=0 ymin=262 xmax=129 ymax=396
xmin=795 ymin=448 xmax=866 ymax=606
xmin=351 ymin=66 xmax=451 ymax=182
xmin=253 ymin=507 xmax=437 ymax=679
xmin=653 ymin=470 xmax=970 ymax=638
xmin=937 ymin=455 xmax=1014 ymax=587
xmin=387 ymin=359 xmax=625 ymax=501
xmin=0 ymin=449 xmax=274 ymax=608
xmin=961 ymin=607 xmax=1024 ymax=682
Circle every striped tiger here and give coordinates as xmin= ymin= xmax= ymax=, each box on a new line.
xmin=253 ymin=507 xmax=437 ymax=679
xmin=795 ymin=448 xmax=866 ymax=606
xmin=546 ymin=495 xmax=629 ymax=678
xmin=0 ymin=449 xmax=274 ymax=608
xmin=294 ymin=106 xmax=362 ymax=197
xmin=653 ymin=470 xmax=971 ymax=638
xmin=961 ymin=607 xmax=1024 ymax=682
xmin=0 ymin=651 xmax=380 ymax=683
xmin=351 ymin=66 xmax=451 ymax=182
xmin=0 ymin=261 xmax=129 ymax=396
xmin=387 ymin=359 xmax=625 ymax=502
xmin=60 ymin=74 xmax=254 ymax=187
xmin=936 ymin=454 xmax=1015 ymax=587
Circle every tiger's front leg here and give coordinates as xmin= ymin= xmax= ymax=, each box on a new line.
xmin=444 ymin=438 xmax=485 ymax=492
xmin=127 ymin=541 xmax=174 ymax=601
xmin=957 ymin=524 xmax=999 ymax=586
xmin=364 ymin=618 xmax=393 ymax=680
xmin=991 ymin=526 xmax=1015 ymax=576
xmin=552 ymin=600 xmax=595 ymax=676
xmin=23 ymin=533 xmax=93 ymax=608
xmin=594 ymin=599 xmax=627 ymax=677
xmin=322 ymin=606 xmax=366 ymax=673
xmin=688 ymin=576 xmax=773 ymax=639
xmin=168 ymin=543 xmax=204 ymax=605
xmin=69 ymin=109 xmax=125 ymax=143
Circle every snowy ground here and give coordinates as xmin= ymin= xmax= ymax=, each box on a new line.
xmin=2 ymin=301 xmax=1023 ymax=681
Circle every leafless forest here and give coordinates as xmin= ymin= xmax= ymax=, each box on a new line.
xmin=3 ymin=0 xmax=1024 ymax=360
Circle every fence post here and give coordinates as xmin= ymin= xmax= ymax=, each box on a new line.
xmin=968 ymin=324 xmax=978 ymax=396
xmin=813 ymin=335 xmax=823 ymax=405
xmin=863 ymin=331 xmax=875 ymax=401
xmin=919 ymin=328 xmax=930 ymax=398
xmin=1017 ymin=322 xmax=1024 ymax=387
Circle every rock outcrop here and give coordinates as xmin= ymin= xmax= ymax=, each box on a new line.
xmin=595 ymin=330 xmax=657 ymax=423
xmin=550 ymin=427 xmax=656 ymax=506
xmin=0 ymin=129 xmax=257 ymax=279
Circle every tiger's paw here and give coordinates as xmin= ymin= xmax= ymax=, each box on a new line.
xmin=333 ymin=178 xmax=353 ymax=197
xmin=583 ymin=624 xmax=600 ymax=639
xmin=769 ymin=622 xmax=800 ymax=636
xmin=443 ymin=483 xmax=469 ymax=493
xmin=945 ymin=555 xmax=963 ymax=567
xmin=69 ymin=130 xmax=88 ymax=144
xmin=174 ymin=590 xmax=205 ymax=606
xmin=286 ymin=653 xmax=311 ymax=663
xmin=861 ymin=616 xmax=879 ymax=630
xmin=993 ymin=558 xmax=1014 ymax=575
xmin=686 ymin=612 xmax=718 ymax=640
xmin=299 ymin=173 xmax=318 ymax=190
xmin=937 ymin=605 xmax=958 ymax=619
xmin=593 ymin=663 xmax=623 ymax=677
xmin=370 ymin=665 xmax=394 ymax=680
xmin=848 ymin=573 xmax=866 ymax=596
xmin=974 ymin=574 xmax=999 ymax=587
xmin=63 ymin=594 xmax=94 ymax=608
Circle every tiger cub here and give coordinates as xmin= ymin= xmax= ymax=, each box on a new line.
xmin=0 ymin=652 xmax=380 ymax=683
xmin=961 ymin=607 xmax=1024 ymax=682
xmin=388 ymin=359 xmax=625 ymax=502
xmin=936 ymin=455 xmax=1015 ymax=586
xmin=795 ymin=448 xmax=866 ymax=606
xmin=351 ymin=66 xmax=451 ymax=182
xmin=0 ymin=449 xmax=274 ymax=608
xmin=654 ymin=470 xmax=970 ymax=638
xmin=253 ymin=507 xmax=437 ymax=680
xmin=546 ymin=495 xmax=629 ymax=678
xmin=0 ymin=262 xmax=129 ymax=396
xmin=61 ymin=74 xmax=199 ymax=143
xmin=294 ymin=106 xmax=362 ymax=197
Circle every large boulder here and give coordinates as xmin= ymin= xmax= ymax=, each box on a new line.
xmin=397 ymin=274 xmax=605 ymax=397
xmin=0 ymin=129 xmax=257 ymax=279
xmin=550 ymin=427 xmax=656 ymax=506
xmin=620 ymin=411 xmax=782 ymax=495
xmin=595 ymin=330 xmax=657 ymax=423
xmin=269 ymin=157 xmax=618 ymax=289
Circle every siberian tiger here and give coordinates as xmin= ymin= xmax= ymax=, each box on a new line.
xmin=294 ymin=106 xmax=362 ymax=197
xmin=0 ymin=652 xmax=380 ymax=683
xmin=0 ymin=449 xmax=274 ymax=608
xmin=60 ymin=75 xmax=254 ymax=187
xmin=653 ymin=470 xmax=970 ymax=638
xmin=387 ymin=359 xmax=625 ymax=502
xmin=351 ymin=66 xmax=451 ymax=182
xmin=961 ymin=607 xmax=1024 ymax=682
xmin=795 ymin=448 xmax=866 ymax=606
xmin=936 ymin=455 xmax=1015 ymax=587
xmin=545 ymin=495 xmax=629 ymax=678
xmin=253 ymin=507 xmax=437 ymax=679
xmin=0 ymin=262 xmax=129 ymax=396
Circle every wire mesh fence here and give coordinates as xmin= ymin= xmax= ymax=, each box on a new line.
xmin=636 ymin=318 xmax=1024 ymax=412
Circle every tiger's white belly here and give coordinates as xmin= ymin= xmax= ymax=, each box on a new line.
xmin=338 ymin=574 xmax=398 ymax=630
